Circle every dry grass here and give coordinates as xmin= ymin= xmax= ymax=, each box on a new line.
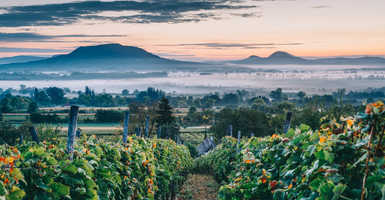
xmin=178 ymin=174 xmax=219 ymax=200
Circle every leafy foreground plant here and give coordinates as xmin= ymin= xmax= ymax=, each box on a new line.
xmin=0 ymin=136 xmax=192 ymax=200
xmin=195 ymin=101 xmax=385 ymax=200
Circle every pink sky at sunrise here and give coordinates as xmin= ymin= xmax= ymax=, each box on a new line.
xmin=0 ymin=0 xmax=384 ymax=61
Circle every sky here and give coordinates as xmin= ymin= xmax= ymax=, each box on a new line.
xmin=0 ymin=0 xmax=384 ymax=61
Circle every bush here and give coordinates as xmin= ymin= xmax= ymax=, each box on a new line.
xmin=185 ymin=142 xmax=199 ymax=158
xmin=0 ymin=136 xmax=193 ymax=200
xmin=35 ymin=124 xmax=62 ymax=142
xmin=195 ymin=102 xmax=385 ymax=200
xmin=95 ymin=110 xmax=123 ymax=122
xmin=30 ymin=113 xmax=63 ymax=124
xmin=0 ymin=122 xmax=28 ymax=145
xmin=212 ymin=108 xmax=272 ymax=139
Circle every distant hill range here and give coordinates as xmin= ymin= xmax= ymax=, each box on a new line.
xmin=0 ymin=44 xmax=208 ymax=72
xmin=1 ymin=45 xmax=384 ymax=73
xmin=0 ymin=55 xmax=46 ymax=65
xmin=232 ymin=51 xmax=385 ymax=65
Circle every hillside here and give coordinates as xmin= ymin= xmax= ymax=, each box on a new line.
xmin=0 ymin=44 xmax=256 ymax=73
xmin=0 ymin=55 xmax=45 ymax=65
xmin=233 ymin=51 xmax=385 ymax=65
xmin=0 ymin=44 xmax=204 ymax=72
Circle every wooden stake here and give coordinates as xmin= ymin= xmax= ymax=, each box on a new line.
xmin=283 ymin=112 xmax=293 ymax=134
xmin=29 ymin=126 xmax=39 ymax=143
xmin=67 ymin=105 xmax=79 ymax=160
xmin=237 ymin=130 xmax=241 ymax=153
xmin=361 ymin=126 xmax=375 ymax=200
xmin=123 ymin=111 xmax=130 ymax=143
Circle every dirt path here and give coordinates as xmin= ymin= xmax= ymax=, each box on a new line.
xmin=177 ymin=174 xmax=220 ymax=200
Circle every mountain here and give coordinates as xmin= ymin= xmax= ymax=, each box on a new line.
xmin=0 ymin=55 xmax=46 ymax=65
xmin=234 ymin=51 xmax=306 ymax=64
xmin=62 ymin=43 xmax=161 ymax=60
xmin=233 ymin=51 xmax=385 ymax=65
xmin=0 ymin=44 xmax=205 ymax=72
xmin=312 ymin=56 xmax=385 ymax=65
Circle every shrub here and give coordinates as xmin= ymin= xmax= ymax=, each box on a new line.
xmin=195 ymin=102 xmax=385 ymax=200
xmin=0 ymin=136 xmax=192 ymax=200
xmin=30 ymin=113 xmax=63 ymax=124
xmin=95 ymin=110 xmax=123 ymax=122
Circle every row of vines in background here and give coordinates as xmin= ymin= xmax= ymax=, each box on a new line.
xmin=195 ymin=101 xmax=385 ymax=200
xmin=0 ymin=136 xmax=193 ymax=200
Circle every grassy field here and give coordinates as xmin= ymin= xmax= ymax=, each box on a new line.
xmin=2 ymin=113 xmax=95 ymax=123
xmin=39 ymin=106 xmax=130 ymax=112
xmin=2 ymin=108 xmax=211 ymax=146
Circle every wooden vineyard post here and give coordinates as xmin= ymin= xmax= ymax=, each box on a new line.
xmin=170 ymin=179 xmax=176 ymax=200
xmin=176 ymin=135 xmax=181 ymax=144
xmin=145 ymin=116 xmax=149 ymax=138
xmin=67 ymin=105 xmax=79 ymax=160
xmin=157 ymin=126 xmax=162 ymax=138
xmin=135 ymin=126 xmax=140 ymax=137
xmin=123 ymin=111 xmax=130 ymax=143
xmin=19 ymin=135 xmax=23 ymax=145
xmin=29 ymin=126 xmax=39 ymax=143
xmin=251 ymin=132 xmax=255 ymax=137
xmin=213 ymin=117 xmax=216 ymax=137
xmin=361 ymin=126 xmax=375 ymax=200
xmin=165 ymin=123 xmax=169 ymax=139
xmin=229 ymin=124 xmax=233 ymax=137
xmin=76 ymin=128 xmax=82 ymax=138
xmin=283 ymin=112 xmax=292 ymax=134
xmin=237 ymin=130 xmax=241 ymax=153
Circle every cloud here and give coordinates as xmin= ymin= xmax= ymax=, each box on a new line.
xmin=0 ymin=47 xmax=69 ymax=53
xmin=0 ymin=32 xmax=126 ymax=42
xmin=158 ymin=42 xmax=303 ymax=49
xmin=0 ymin=0 xmax=262 ymax=27
xmin=0 ymin=33 xmax=50 ymax=41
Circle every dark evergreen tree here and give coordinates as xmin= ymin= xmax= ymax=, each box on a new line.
xmin=34 ymin=89 xmax=51 ymax=105
xmin=85 ymin=86 xmax=92 ymax=96
xmin=156 ymin=97 xmax=174 ymax=125
xmin=155 ymin=97 xmax=178 ymax=140
xmin=0 ymin=97 xmax=12 ymax=113
xmin=27 ymin=102 xmax=39 ymax=113
xmin=46 ymin=87 xmax=65 ymax=105
xmin=122 ymin=89 xmax=129 ymax=96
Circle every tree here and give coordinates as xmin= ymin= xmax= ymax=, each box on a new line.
xmin=156 ymin=97 xmax=174 ymax=125
xmin=188 ymin=106 xmax=197 ymax=114
xmin=251 ymin=98 xmax=267 ymax=111
xmin=136 ymin=87 xmax=165 ymax=104
xmin=85 ymin=86 xmax=93 ymax=96
xmin=0 ymin=97 xmax=12 ymax=113
xmin=292 ymin=107 xmax=323 ymax=130
xmin=46 ymin=87 xmax=65 ymax=105
xmin=122 ymin=89 xmax=129 ymax=96
xmin=221 ymin=93 xmax=239 ymax=105
xmin=95 ymin=110 xmax=123 ymax=122
xmin=34 ymin=89 xmax=51 ymax=105
xmin=0 ymin=122 xmax=26 ymax=145
xmin=277 ymin=102 xmax=294 ymax=112
xmin=27 ymin=102 xmax=39 ymax=113
xmin=270 ymin=88 xmax=284 ymax=101
xmin=0 ymin=94 xmax=31 ymax=113
xmin=212 ymin=107 xmax=272 ymax=139
xmin=297 ymin=91 xmax=306 ymax=100
xmin=336 ymin=88 xmax=346 ymax=105
xmin=155 ymin=97 xmax=178 ymax=140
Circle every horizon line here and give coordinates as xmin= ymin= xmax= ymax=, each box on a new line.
xmin=0 ymin=43 xmax=384 ymax=61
